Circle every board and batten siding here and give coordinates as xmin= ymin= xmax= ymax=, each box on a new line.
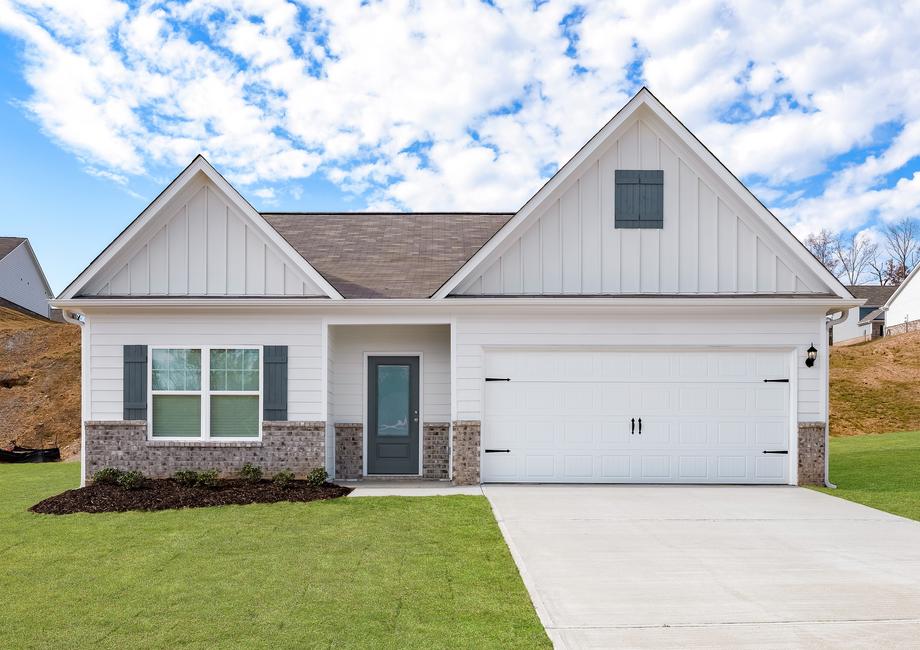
xmin=886 ymin=271 xmax=920 ymax=330
xmin=453 ymin=308 xmax=827 ymax=424
xmin=86 ymin=311 xmax=325 ymax=421
xmin=455 ymin=110 xmax=823 ymax=296
xmin=85 ymin=180 xmax=326 ymax=297
xmin=0 ymin=242 xmax=51 ymax=317
xmin=329 ymin=325 xmax=451 ymax=424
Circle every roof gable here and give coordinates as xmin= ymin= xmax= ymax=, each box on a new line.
xmin=263 ymin=213 xmax=511 ymax=298
xmin=435 ymin=88 xmax=852 ymax=300
xmin=0 ymin=237 xmax=26 ymax=261
xmin=59 ymin=157 xmax=341 ymax=299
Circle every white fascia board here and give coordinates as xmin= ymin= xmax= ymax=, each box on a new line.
xmin=434 ymin=87 xmax=853 ymax=300
xmin=883 ymin=263 xmax=920 ymax=309
xmin=52 ymin=296 xmax=863 ymax=311
xmin=58 ymin=156 xmax=343 ymax=300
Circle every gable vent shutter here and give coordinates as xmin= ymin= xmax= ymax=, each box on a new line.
xmin=263 ymin=346 xmax=288 ymax=421
xmin=123 ymin=345 xmax=148 ymax=420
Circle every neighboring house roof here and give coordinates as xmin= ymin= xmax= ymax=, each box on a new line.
xmin=0 ymin=236 xmax=26 ymax=261
xmin=858 ymin=308 xmax=886 ymax=326
xmin=847 ymin=285 xmax=897 ymax=306
xmin=262 ymin=213 xmax=512 ymax=299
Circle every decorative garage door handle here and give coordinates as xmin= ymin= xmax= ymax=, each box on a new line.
xmin=638 ymin=418 xmax=642 ymax=435
xmin=631 ymin=418 xmax=635 ymax=435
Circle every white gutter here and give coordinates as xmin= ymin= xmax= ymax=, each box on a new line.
xmin=51 ymin=296 xmax=865 ymax=310
xmin=824 ymin=308 xmax=848 ymax=489
xmin=61 ymin=309 xmax=88 ymax=487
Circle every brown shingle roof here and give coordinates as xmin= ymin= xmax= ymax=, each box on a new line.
xmin=262 ymin=213 xmax=513 ymax=299
xmin=846 ymin=285 xmax=898 ymax=306
xmin=0 ymin=237 xmax=26 ymax=261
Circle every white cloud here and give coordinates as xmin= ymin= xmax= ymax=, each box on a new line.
xmin=0 ymin=0 xmax=919 ymax=236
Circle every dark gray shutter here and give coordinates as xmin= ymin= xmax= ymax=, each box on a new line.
xmin=123 ymin=345 xmax=148 ymax=420
xmin=615 ymin=169 xmax=663 ymax=228
xmin=263 ymin=345 xmax=288 ymax=421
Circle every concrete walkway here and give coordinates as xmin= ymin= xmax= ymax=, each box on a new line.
xmin=484 ymin=485 xmax=920 ymax=649
xmin=343 ymin=480 xmax=483 ymax=497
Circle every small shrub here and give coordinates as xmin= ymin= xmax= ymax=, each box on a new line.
xmin=92 ymin=468 xmax=123 ymax=485
xmin=239 ymin=463 xmax=263 ymax=482
xmin=305 ymin=467 xmax=328 ymax=488
xmin=173 ymin=469 xmax=199 ymax=487
xmin=117 ymin=470 xmax=145 ymax=490
xmin=196 ymin=469 xmax=220 ymax=489
xmin=273 ymin=469 xmax=295 ymax=489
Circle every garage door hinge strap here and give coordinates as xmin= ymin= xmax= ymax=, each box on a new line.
xmin=485 ymin=377 xmax=511 ymax=382
xmin=762 ymin=450 xmax=789 ymax=454
xmin=484 ymin=449 xmax=511 ymax=453
xmin=763 ymin=378 xmax=789 ymax=383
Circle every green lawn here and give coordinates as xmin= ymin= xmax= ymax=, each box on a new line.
xmin=0 ymin=464 xmax=549 ymax=649
xmin=814 ymin=431 xmax=920 ymax=521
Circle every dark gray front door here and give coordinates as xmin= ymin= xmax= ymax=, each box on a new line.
xmin=368 ymin=356 xmax=420 ymax=475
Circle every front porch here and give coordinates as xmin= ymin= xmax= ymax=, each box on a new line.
xmin=326 ymin=324 xmax=459 ymax=481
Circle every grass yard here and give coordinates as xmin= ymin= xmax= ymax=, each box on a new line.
xmin=814 ymin=430 xmax=920 ymax=522
xmin=0 ymin=464 xmax=549 ymax=649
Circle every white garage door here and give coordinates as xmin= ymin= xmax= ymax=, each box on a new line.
xmin=481 ymin=349 xmax=791 ymax=484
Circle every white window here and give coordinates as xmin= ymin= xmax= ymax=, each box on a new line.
xmin=150 ymin=346 xmax=262 ymax=440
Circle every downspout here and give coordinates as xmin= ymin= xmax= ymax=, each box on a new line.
xmin=61 ymin=309 xmax=88 ymax=486
xmin=823 ymin=308 xmax=848 ymax=489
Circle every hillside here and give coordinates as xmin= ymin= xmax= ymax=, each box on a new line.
xmin=0 ymin=306 xmax=81 ymax=457
xmin=830 ymin=331 xmax=920 ymax=437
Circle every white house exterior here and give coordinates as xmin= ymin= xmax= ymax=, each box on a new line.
xmin=831 ymin=286 xmax=896 ymax=346
xmin=52 ymin=88 xmax=859 ymax=488
xmin=884 ymin=265 xmax=920 ymax=335
xmin=0 ymin=237 xmax=53 ymax=318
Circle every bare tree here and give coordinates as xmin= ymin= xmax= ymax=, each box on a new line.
xmin=833 ymin=233 xmax=877 ymax=285
xmin=803 ymin=229 xmax=840 ymax=277
xmin=884 ymin=217 xmax=920 ymax=276
xmin=866 ymin=250 xmax=891 ymax=285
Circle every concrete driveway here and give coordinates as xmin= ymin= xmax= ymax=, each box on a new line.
xmin=484 ymin=485 xmax=920 ymax=649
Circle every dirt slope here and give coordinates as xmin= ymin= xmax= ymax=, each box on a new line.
xmin=0 ymin=306 xmax=81 ymax=457
xmin=830 ymin=330 xmax=920 ymax=436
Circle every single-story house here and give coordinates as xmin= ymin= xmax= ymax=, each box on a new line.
xmin=0 ymin=236 xmax=53 ymax=318
xmin=884 ymin=264 xmax=920 ymax=335
xmin=52 ymin=88 xmax=859 ymax=488
xmin=831 ymin=285 xmax=897 ymax=345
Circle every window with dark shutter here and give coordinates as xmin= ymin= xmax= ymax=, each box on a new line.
xmin=615 ymin=169 xmax=663 ymax=228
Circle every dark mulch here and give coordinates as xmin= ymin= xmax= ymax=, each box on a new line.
xmin=30 ymin=479 xmax=352 ymax=515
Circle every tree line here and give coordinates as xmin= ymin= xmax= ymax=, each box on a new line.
xmin=802 ymin=217 xmax=920 ymax=285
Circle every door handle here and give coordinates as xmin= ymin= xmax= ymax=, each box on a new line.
xmin=631 ymin=418 xmax=635 ymax=435
xmin=638 ymin=418 xmax=642 ymax=435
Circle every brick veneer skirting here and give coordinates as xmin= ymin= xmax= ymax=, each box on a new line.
xmin=334 ymin=423 xmax=363 ymax=479
xmin=885 ymin=318 xmax=920 ymax=336
xmin=84 ymin=420 xmax=325 ymax=479
xmin=797 ymin=421 xmax=826 ymax=485
xmin=423 ymin=423 xmax=449 ymax=479
xmin=451 ymin=420 xmax=480 ymax=485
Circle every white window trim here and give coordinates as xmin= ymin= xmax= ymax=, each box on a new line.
xmin=148 ymin=345 xmax=263 ymax=442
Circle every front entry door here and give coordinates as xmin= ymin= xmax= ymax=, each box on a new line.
xmin=368 ymin=356 xmax=420 ymax=474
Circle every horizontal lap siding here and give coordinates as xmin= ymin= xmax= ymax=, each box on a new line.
xmin=330 ymin=325 xmax=450 ymax=424
xmin=87 ymin=311 xmax=324 ymax=421
xmin=454 ymin=309 xmax=825 ymax=423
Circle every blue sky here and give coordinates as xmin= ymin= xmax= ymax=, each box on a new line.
xmin=1 ymin=1 xmax=919 ymax=293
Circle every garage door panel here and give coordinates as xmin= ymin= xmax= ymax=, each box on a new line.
xmin=482 ymin=349 xmax=791 ymax=484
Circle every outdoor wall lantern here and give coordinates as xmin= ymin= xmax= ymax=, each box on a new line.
xmin=805 ymin=343 xmax=818 ymax=368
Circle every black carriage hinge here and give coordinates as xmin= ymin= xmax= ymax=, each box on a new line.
xmin=763 ymin=379 xmax=789 ymax=383
xmin=484 ymin=449 xmax=511 ymax=453
xmin=485 ymin=377 xmax=511 ymax=382
xmin=762 ymin=450 xmax=789 ymax=454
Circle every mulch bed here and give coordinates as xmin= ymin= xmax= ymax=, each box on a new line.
xmin=30 ymin=479 xmax=352 ymax=515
